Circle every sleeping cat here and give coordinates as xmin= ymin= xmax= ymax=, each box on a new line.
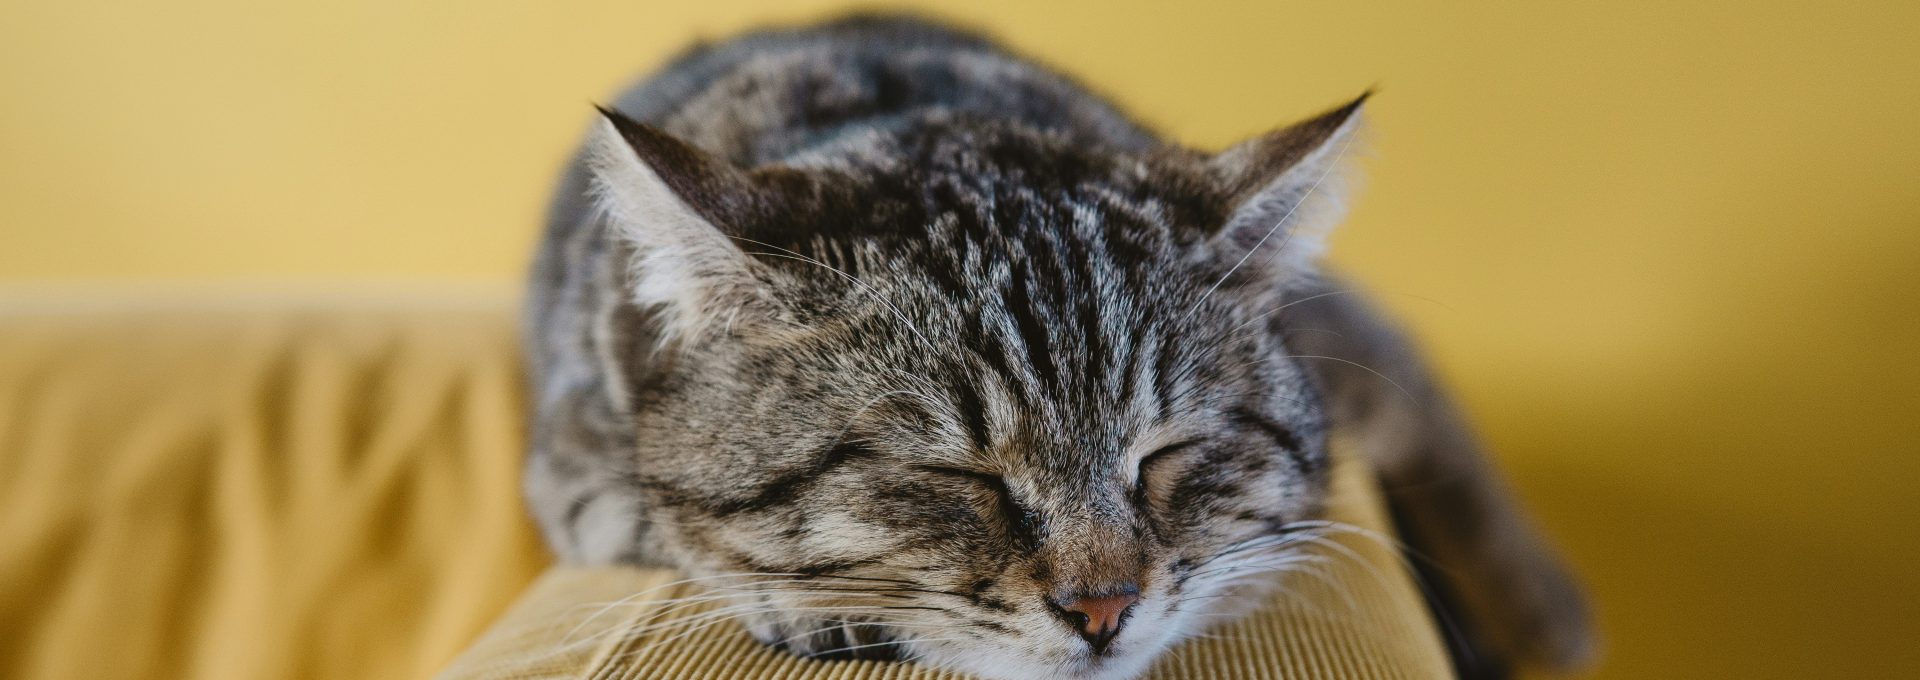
xmin=523 ymin=14 xmax=1591 ymax=680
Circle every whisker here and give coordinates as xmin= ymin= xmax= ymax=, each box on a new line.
xmin=1226 ymin=289 xmax=1367 ymax=335
xmin=602 ymin=603 xmax=937 ymax=663
xmin=1280 ymin=354 xmax=1418 ymax=404
xmin=561 ymin=571 xmax=961 ymax=647
xmin=735 ymin=245 xmax=937 ymax=351
xmin=1183 ymin=129 xmax=1356 ymax=323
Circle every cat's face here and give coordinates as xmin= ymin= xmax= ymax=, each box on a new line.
xmin=583 ymin=100 xmax=1361 ymax=679
xmin=629 ymin=239 xmax=1328 ymax=679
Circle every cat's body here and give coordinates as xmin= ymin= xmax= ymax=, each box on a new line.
xmin=525 ymin=15 xmax=1590 ymax=680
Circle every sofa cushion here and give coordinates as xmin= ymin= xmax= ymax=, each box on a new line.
xmin=0 ymin=288 xmax=548 ymax=680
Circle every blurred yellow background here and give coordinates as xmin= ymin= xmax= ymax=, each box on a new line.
xmin=3 ymin=1 xmax=1916 ymax=678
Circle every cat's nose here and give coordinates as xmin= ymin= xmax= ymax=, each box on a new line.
xmin=1049 ymin=586 xmax=1140 ymax=655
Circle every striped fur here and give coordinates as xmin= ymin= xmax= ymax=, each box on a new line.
xmin=523 ymin=14 xmax=1588 ymax=680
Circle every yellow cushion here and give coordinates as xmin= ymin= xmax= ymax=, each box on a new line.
xmin=0 ymin=288 xmax=1447 ymax=680
xmin=0 ymin=287 xmax=548 ymax=680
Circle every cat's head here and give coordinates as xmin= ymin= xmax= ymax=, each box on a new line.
xmin=579 ymin=98 xmax=1364 ymax=680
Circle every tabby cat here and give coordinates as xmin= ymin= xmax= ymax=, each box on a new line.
xmin=524 ymin=15 xmax=1591 ymax=680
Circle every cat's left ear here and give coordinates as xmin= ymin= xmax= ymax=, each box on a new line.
xmin=583 ymin=106 xmax=790 ymax=347
xmin=1206 ymin=93 xmax=1369 ymax=274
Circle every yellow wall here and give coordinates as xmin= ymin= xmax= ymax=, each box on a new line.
xmin=4 ymin=1 xmax=1916 ymax=677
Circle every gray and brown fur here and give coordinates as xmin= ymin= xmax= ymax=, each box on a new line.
xmin=523 ymin=14 xmax=1591 ymax=680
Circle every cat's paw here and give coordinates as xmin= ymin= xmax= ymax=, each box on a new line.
xmin=745 ymin=615 xmax=905 ymax=662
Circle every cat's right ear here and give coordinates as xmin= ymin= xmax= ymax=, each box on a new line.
xmin=1205 ymin=94 xmax=1369 ymax=278
xmin=583 ymin=107 xmax=786 ymax=346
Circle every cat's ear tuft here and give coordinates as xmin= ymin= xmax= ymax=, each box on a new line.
xmin=1206 ymin=93 xmax=1369 ymax=276
xmin=583 ymin=106 xmax=785 ymax=346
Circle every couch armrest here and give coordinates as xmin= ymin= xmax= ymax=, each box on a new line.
xmin=436 ymin=445 xmax=1450 ymax=679
xmin=0 ymin=288 xmax=553 ymax=680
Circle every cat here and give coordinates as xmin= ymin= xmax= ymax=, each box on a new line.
xmin=523 ymin=14 xmax=1591 ymax=680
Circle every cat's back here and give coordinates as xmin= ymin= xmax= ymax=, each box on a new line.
xmin=608 ymin=13 xmax=1156 ymax=165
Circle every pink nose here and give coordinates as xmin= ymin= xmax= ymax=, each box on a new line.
xmin=1053 ymin=590 xmax=1140 ymax=654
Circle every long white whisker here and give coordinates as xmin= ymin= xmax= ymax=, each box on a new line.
xmin=1184 ymin=131 xmax=1356 ymax=323
xmin=735 ymin=245 xmax=936 ymax=351
xmin=1282 ymin=354 xmax=1418 ymax=404
xmin=563 ymin=571 xmax=952 ymax=645
xmin=1226 ymin=289 xmax=1364 ymax=335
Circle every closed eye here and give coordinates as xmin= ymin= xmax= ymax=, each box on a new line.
xmin=917 ymin=465 xmax=1039 ymax=547
xmin=918 ymin=464 xmax=1001 ymax=488
xmin=1230 ymin=408 xmax=1304 ymax=452
xmin=1136 ymin=438 xmax=1203 ymax=488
